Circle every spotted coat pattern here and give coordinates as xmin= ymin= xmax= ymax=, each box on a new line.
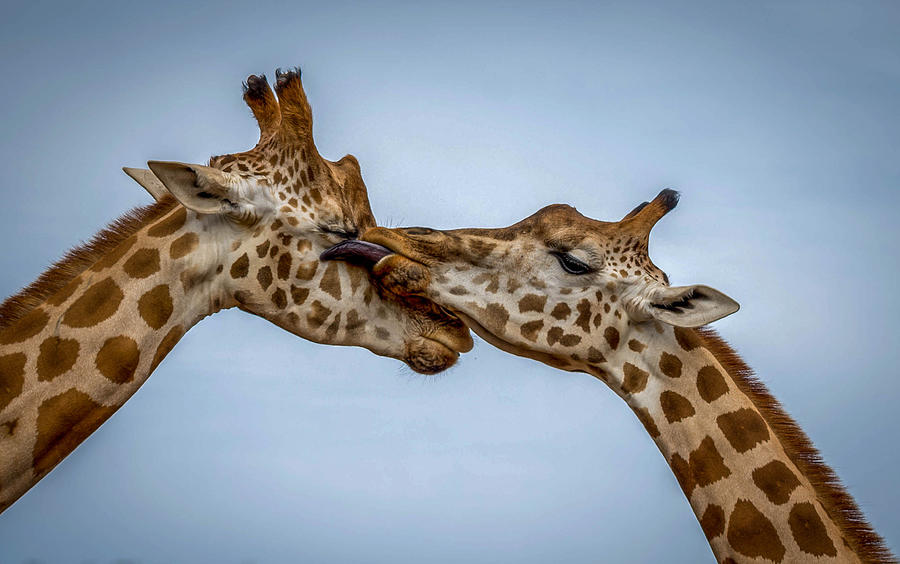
xmin=352 ymin=192 xmax=892 ymax=563
xmin=0 ymin=69 xmax=471 ymax=514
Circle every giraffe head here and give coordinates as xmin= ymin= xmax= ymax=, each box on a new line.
xmin=132 ymin=69 xmax=472 ymax=373
xmin=323 ymin=189 xmax=736 ymax=372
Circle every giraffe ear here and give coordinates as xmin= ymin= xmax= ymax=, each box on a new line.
xmin=147 ymin=161 xmax=240 ymax=215
xmin=122 ymin=167 xmax=170 ymax=201
xmin=647 ymin=285 xmax=740 ymax=328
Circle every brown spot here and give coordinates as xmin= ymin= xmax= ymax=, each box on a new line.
xmin=587 ymin=347 xmax=605 ymax=364
xmin=36 ymin=337 xmax=80 ymax=382
xmin=751 ymin=460 xmax=801 ymax=505
xmin=627 ymin=339 xmax=646 ymax=352
xmin=546 ymin=326 xmax=563 ymax=346
xmin=506 ymin=278 xmax=521 ymax=293
xmin=560 ymin=333 xmax=581 ymax=346
xmin=295 ymin=261 xmax=318 ymax=281
xmin=138 ymin=284 xmax=173 ymax=330
xmin=658 ymin=351 xmax=682 ymax=378
xmin=789 ymin=502 xmax=837 ymax=556
xmin=169 ymin=232 xmax=199 ymax=259
xmin=574 ymin=299 xmax=592 ymax=333
xmin=148 ymin=207 xmax=187 ymax=237
xmin=0 ymin=352 xmax=27 ymax=411
xmin=550 ymin=303 xmax=571 ymax=320
xmin=151 ymin=325 xmax=183 ymax=371
xmin=307 ymin=300 xmax=331 ymax=328
xmin=122 ymin=248 xmax=161 ymax=280
xmin=345 ymin=310 xmax=366 ymax=333
xmin=95 ymin=336 xmax=140 ymax=384
xmin=296 ymin=239 xmax=312 ymax=253
xmin=472 ymin=302 xmax=509 ymax=334
xmin=604 ymin=326 xmax=620 ymax=350
xmin=660 ymin=390 xmax=696 ymax=423
xmin=520 ymin=320 xmax=543 ymax=342
xmin=697 ymin=365 xmax=728 ymax=402
xmin=319 ymin=262 xmax=342 ymax=300
xmin=46 ymin=277 xmax=83 ymax=306
xmin=634 ymin=407 xmax=660 ymax=438
xmin=673 ymin=326 xmax=700 ymax=351
xmin=291 ymin=285 xmax=310 ymax=305
xmin=325 ymin=312 xmax=342 ymax=341
xmin=689 ymin=436 xmax=731 ymax=487
xmin=90 ymin=236 xmax=137 ymax=271
xmin=518 ymin=294 xmax=547 ymax=313
xmin=621 ymin=362 xmax=649 ymax=394
xmin=468 ymin=239 xmax=497 ymax=259
xmin=63 ymin=278 xmax=124 ymax=329
xmin=717 ymin=407 xmax=770 ymax=453
xmin=230 ymin=253 xmax=250 ymax=278
xmin=727 ymin=499 xmax=786 ymax=562
xmin=449 ymin=286 xmax=469 ymax=296
xmin=256 ymin=240 xmax=271 ymax=258
xmin=257 ymin=266 xmax=273 ymax=290
xmin=277 ymin=253 xmax=292 ymax=280
xmin=33 ymin=389 xmax=116 ymax=478
xmin=670 ymin=453 xmax=694 ymax=496
xmin=700 ymin=504 xmax=726 ymax=540
xmin=0 ymin=308 xmax=49 ymax=344
xmin=271 ymin=288 xmax=288 ymax=309
xmin=347 ymin=266 xmax=366 ymax=294
xmin=592 ymin=313 xmax=603 ymax=328
xmin=375 ymin=327 xmax=390 ymax=340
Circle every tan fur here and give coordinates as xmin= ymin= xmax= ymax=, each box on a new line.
xmin=696 ymin=328 xmax=893 ymax=563
xmin=0 ymin=197 xmax=177 ymax=330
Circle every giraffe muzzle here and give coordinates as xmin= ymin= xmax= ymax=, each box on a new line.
xmin=320 ymin=240 xmax=394 ymax=268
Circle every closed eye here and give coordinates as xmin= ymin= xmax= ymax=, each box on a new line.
xmin=319 ymin=225 xmax=359 ymax=240
xmin=551 ymin=251 xmax=592 ymax=275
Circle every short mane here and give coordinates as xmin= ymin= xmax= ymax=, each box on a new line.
xmin=695 ymin=327 xmax=895 ymax=564
xmin=0 ymin=197 xmax=178 ymax=330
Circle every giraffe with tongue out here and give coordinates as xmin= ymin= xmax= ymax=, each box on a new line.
xmin=0 ymin=68 xmax=472 ymax=514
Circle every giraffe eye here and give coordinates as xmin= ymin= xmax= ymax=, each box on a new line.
xmin=319 ymin=225 xmax=359 ymax=240
xmin=551 ymin=251 xmax=592 ymax=275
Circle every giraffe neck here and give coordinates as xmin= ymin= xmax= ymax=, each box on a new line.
xmin=0 ymin=200 xmax=230 ymax=512
xmin=583 ymin=323 xmax=891 ymax=563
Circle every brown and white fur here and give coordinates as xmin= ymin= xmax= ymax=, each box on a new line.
xmin=327 ymin=190 xmax=894 ymax=563
xmin=0 ymin=68 xmax=471 ymax=514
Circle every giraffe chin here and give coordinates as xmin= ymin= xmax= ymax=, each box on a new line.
xmin=405 ymin=337 xmax=459 ymax=375
xmin=321 ymin=240 xmax=472 ymax=374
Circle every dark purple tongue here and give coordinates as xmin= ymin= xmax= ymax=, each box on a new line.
xmin=320 ymin=240 xmax=394 ymax=268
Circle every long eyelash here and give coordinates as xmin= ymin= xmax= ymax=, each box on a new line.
xmin=319 ymin=226 xmax=359 ymax=240
xmin=550 ymin=251 xmax=593 ymax=274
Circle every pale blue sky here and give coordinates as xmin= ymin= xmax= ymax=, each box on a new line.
xmin=0 ymin=1 xmax=897 ymax=562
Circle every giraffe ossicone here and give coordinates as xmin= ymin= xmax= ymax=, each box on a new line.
xmin=325 ymin=189 xmax=894 ymax=563
xmin=0 ymin=68 xmax=471 ymax=514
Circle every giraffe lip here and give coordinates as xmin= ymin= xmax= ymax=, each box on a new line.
xmin=320 ymin=240 xmax=395 ymax=267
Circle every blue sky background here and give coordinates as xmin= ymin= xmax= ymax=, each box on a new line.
xmin=0 ymin=1 xmax=898 ymax=562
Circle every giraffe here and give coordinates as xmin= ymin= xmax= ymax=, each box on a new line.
xmin=0 ymin=68 xmax=472 ymax=514
xmin=323 ymin=189 xmax=894 ymax=563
